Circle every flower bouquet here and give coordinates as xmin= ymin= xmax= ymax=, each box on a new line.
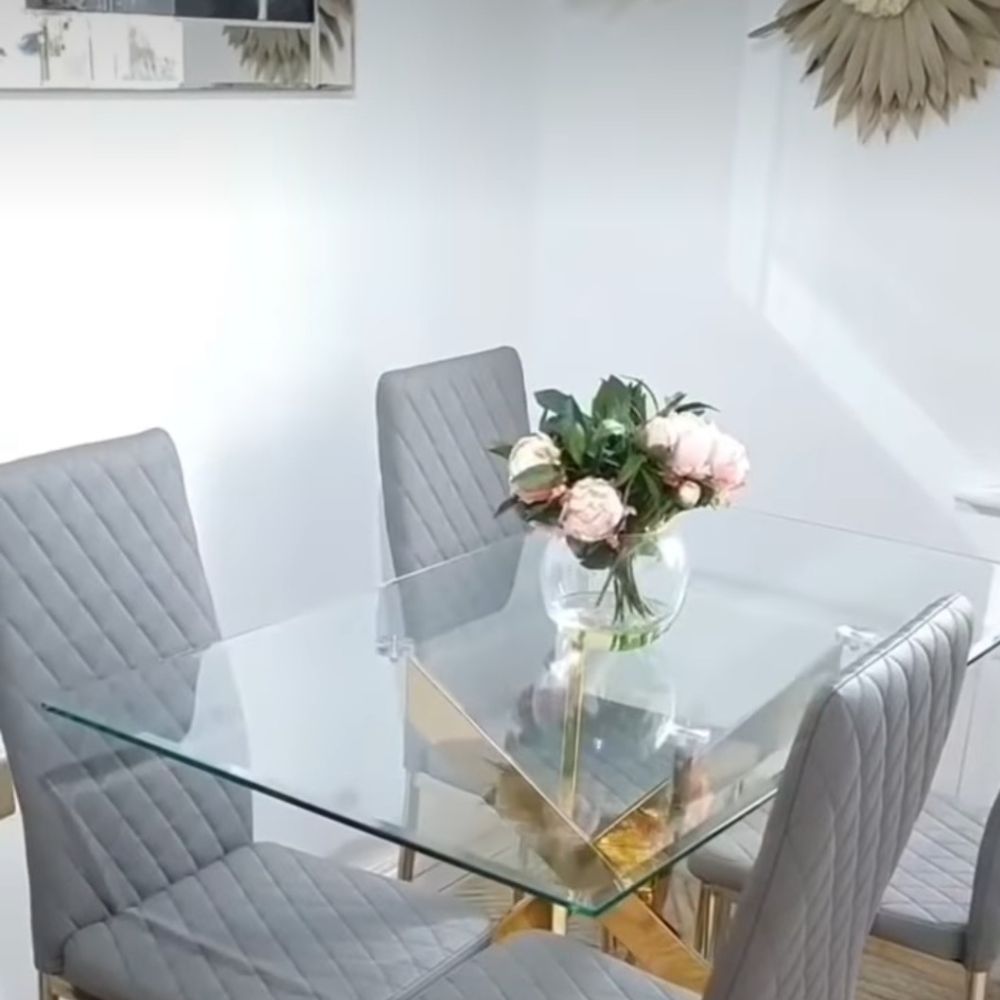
xmin=492 ymin=377 xmax=748 ymax=636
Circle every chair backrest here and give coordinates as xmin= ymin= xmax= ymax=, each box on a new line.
xmin=377 ymin=347 xmax=531 ymax=640
xmin=706 ymin=595 xmax=973 ymax=1000
xmin=376 ymin=346 xmax=529 ymax=578
xmin=0 ymin=430 xmax=251 ymax=975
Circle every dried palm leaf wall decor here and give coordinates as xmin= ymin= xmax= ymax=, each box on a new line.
xmin=753 ymin=0 xmax=1000 ymax=139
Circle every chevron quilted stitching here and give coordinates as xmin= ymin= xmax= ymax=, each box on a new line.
xmin=424 ymin=386 xmax=500 ymax=525
xmin=206 ymin=858 xmax=345 ymax=993
xmin=37 ymin=654 xmax=251 ymax=904
xmin=679 ymin=599 xmax=974 ymax=1000
xmin=0 ymin=489 xmax=142 ymax=677
xmin=398 ymin=402 xmax=477 ymax=554
xmin=377 ymin=348 xmax=529 ymax=578
xmin=62 ymin=844 xmax=491 ymax=1000
xmin=412 ymin=600 xmax=970 ymax=1000
xmin=0 ymin=431 xmax=253 ymax=974
xmin=699 ymin=597 xmax=971 ymax=1000
xmin=692 ymin=789 xmax=985 ymax=958
xmin=416 ymin=934 xmax=682 ymax=1000
xmin=37 ymin=474 xmax=189 ymax=660
xmin=77 ymin=468 xmax=213 ymax=642
xmin=462 ymin=373 xmax=510 ymax=461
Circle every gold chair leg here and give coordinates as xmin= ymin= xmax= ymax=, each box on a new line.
xmin=694 ymin=885 xmax=720 ymax=958
xmin=39 ymin=974 xmax=71 ymax=1000
xmin=397 ymin=768 xmax=422 ymax=882
xmin=967 ymin=971 xmax=988 ymax=1000
xmin=710 ymin=891 xmax=734 ymax=957
xmin=600 ymin=926 xmax=615 ymax=954
xmin=0 ymin=759 xmax=14 ymax=820
xmin=397 ymin=845 xmax=416 ymax=882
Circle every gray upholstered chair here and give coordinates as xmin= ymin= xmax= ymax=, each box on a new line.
xmin=377 ymin=346 xmax=530 ymax=878
xmin=689 ymin=761 xmax=1000 ymax=1000
xmin=406 ymin=595 xmax=974 ymax=1000
xmin=376 ymin=345 xmax=529 ymax=580
xmin=0 ymin=429 xmax=490 ymax=1000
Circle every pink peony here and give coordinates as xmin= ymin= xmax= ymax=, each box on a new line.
xmin=645 ymin=412 xmax=717 ymax=481
xmin=560 ymin=478 xmax=626 ymax=543
xmin=646 ymin=413 xmax=749 ymax=497
xmin=709 ymin=432 xmax=749 ymax=494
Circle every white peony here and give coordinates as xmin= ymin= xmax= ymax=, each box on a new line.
xmin=508 ymin=433 xmax=564 ymax=504
xmin=508 ymin=433 xmax=562 ymax=481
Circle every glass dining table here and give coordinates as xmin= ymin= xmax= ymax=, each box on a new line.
xmin=41 ymin=508 xmax=1000 ymax=988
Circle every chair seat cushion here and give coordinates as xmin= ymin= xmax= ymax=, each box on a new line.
xmin=687 ymin=791 xmax=989 ymax=962
xmin=63 ymin=842 xmax=492 ymax=1000
xmin=413 ymin=932 xmax=695 ymax=1000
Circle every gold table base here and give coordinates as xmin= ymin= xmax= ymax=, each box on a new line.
xmin=491 ymin=884 xmax=710 ymax=992
xmin=406 ymin=658 xmax=713 ymax=991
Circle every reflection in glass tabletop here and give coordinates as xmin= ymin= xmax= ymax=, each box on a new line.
xmin=42 ymin=509 xmax=1000 ymax=916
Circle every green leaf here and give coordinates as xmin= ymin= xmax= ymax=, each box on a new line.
xmin=522 ymin=504 xmax=561 ymax=527
xmin=592 ymin=376 xmax=629 ymax=421
xmin=564 ymin=423 xmax=587 ymax=466
xmin=675 ymin=400 xmax=718 ymax=414
xmin=487 ymin=443 xmax=513 ymax=460
xmin=535 ymin=388 xmax=574 ymax=413
xmin=627 ymin=383 xmax=648 ymax=424
xmin=569 ymin=539 xmax=618 ymax=571
xmin=619 ymin=375 xmax=660 ymax=412
xmin=615 ymin=451 xmax=646 ymax=487
xmin=659 ymin=391 xmax=685 ymax=416
xmin=494 ymin=495 xmax=519 ymax=517
xmin=511 ymin=465 xmax=562 ymax=492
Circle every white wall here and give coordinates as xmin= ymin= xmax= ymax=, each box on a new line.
xmin=4 ymin=0 xmax=1000 ymax=625
xmin=523 ymin=0 xmax=1000 ymax=804
xmin=527 ymin=0 xmax=1000 ymax=562
xmin=1 ymin=4 xmax=1000 ymax=994
xmin=0 ymin=0 xmax=538 ymax=635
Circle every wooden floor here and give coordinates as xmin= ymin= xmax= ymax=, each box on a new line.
xmin=407 ymin=854 xmax=998 ymax=1000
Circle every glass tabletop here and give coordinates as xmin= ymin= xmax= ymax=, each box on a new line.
xmin=41 ymin=509 xmax=1000 ymax=916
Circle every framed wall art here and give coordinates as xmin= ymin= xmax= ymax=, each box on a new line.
xmin=0 ymin=0 xmax=354 ymax=91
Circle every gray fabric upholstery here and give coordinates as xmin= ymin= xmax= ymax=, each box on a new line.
xmin=377 ymin=348 xmax=531 ymax=801
xmin=968 ymin=790 xmax=1000 ymax=971
xmin=0 ymin=429 xmax=248 ymax=974
xmin=685 ymin=804 xmax=771 ymax=896
xmin=704 ymin=595 xmax=971 ymax=1000
xmin=377 ymin=346 xmax=529 ymax=579
xmin=411 ymin=932 xmax=690 ymax=1000
xmin=415 ymin=595 xmax=974 ymax=1000
xmin=881 ymin=793 xmax=989 ymax=963
xmin=63 ymin=841 xmax=491 ymax=1000
xmin=688 ymin=755 xmax=1000 ymax=967
xmin=377 ymin=347 xmax=530 ymax=645
xmin=0 ymin=430 xmax=492 ymax=1000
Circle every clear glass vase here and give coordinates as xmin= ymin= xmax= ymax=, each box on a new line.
xmin=540 ymin=522 xmax=690 ymax=643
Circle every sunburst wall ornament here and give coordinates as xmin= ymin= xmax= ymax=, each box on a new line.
xmin=753 ymin=0 xmax=1000 ymax=139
